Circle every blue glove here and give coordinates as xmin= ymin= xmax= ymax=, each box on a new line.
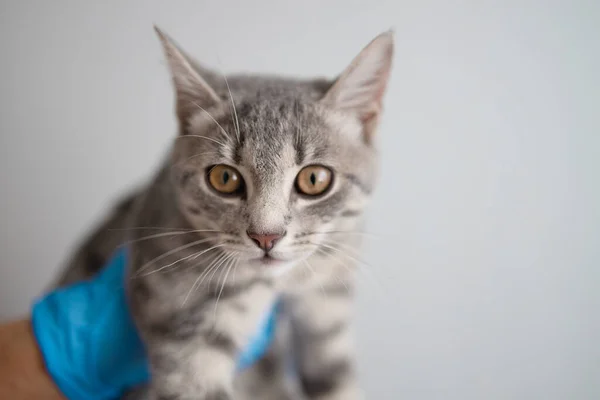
xmin=31 ymin=247 xmax=277 ymax=400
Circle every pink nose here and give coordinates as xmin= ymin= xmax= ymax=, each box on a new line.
xmin=247 ymin=231 xmax=286 ymax=252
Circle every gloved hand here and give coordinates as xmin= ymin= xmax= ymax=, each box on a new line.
xmin=31 ymin=247 xmax=277 ymax=400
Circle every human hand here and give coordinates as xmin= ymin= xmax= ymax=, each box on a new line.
xmin=31 ymin=247 xmax=277 ymax=400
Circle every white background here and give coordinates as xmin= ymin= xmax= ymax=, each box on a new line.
xmin=1 ymin=1 xmax=598 ymax=399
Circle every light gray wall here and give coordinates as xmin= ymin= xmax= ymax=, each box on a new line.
xmin=1 ymin=1 xmax=598 ymax=398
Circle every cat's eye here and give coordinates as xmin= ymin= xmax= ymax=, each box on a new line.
xmin=295 ymin=165 xmax=333 ymax=197
xmin=207 ymin=165 xmax=244 ymax=195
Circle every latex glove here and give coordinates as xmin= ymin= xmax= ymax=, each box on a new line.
xmin=31 ymin=247 xmax=277 ymax=400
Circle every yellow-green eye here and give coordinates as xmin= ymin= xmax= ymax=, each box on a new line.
xmin=208 ymin=165 xmax=244 ymax=194
xmin=296 ymin=165 xmax=333 ymax=196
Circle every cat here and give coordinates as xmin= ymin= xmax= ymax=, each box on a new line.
xmin=55 ymin=26 xmax=394 ymax=400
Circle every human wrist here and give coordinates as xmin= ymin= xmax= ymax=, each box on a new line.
xmin=0 ymin=319 xmax=65 ymax=400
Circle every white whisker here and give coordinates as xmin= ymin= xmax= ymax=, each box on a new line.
xmin=121 ymin=230 xmax=220 ymax=246
xmin=176 ymin=134 xmax=227 ymax=148
xmin=136 ymin=240 xmax=224 ymax=277
xmin=181 ymin=252 xmax=228 ymax=307
xmin=315 ymin=247 xmax=351 ymax=292
xmin=178 ymin=151 xmax=221 ymax=165
xmin=230 ymin=257 xmax=240 ymax=287
xmin=213 ymin=253 xmax=237 ymax=318
xmin=207 ymin=252 xmax=234 ymax=291
xmin=214 ymin=255 xmax=231 ymax=298
xmin=321 ymin=238 xmax=365 ymax=259
xmin=181 ymin=250 xmax=221 ymax=274
xmin=314 ymin=241 xmax=385 ymax=294
xmin=139 ymin=243 xmax=225 ymax=278
xmin=222 ymin=74 xmax=240 ymax=143
xmin=192 ymin=102 xmax=232 ymax=142
xmin=317 ymin=242 xmax=373 ymax=269
xmin=315 ymin=230 xmax=382 ymax=239
xmin=193 ymin=252 xmax=229 ymax=289
xmin=302 ymin=258 xmax=326 ymax=296
xmin=109 ymin=227 xmax=196 ymax=232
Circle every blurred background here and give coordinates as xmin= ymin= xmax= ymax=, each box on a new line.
xmin=1 ymin=1 xmax=599 ymax=399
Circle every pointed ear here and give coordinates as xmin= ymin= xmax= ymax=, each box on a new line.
xmin=321 ymin=31 xmax=394 ymax=141
xmin=154 ymin=26 xmax=221 ymax=127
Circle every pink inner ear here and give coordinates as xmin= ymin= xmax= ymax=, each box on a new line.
xmin=361 ymin=110 xmax=378 ymax=124
xmin=361 ymin=82 xmax=387 ymax=123
xmin=361 ymin=108 xmax=382 ymax=145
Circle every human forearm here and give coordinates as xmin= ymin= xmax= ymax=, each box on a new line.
xmin=0 ymin=319 xmax=64 ymax=400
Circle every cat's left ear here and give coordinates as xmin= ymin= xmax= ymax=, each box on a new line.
xmin=154 ymin=26 xmax=221 ymax=127
xmin=321 ymin=31 xmax=394 ymax=141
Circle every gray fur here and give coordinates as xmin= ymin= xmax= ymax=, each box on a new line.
xmin=56 ymin=27 xmax=393 ymax=400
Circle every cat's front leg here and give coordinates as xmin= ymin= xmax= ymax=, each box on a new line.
xmin=288 ymin=282 xmax=364 ymax=400
xmin=141 ymin=301 xmax=244 ymax=400
xmin=148 ymin=339 xmax=237 ymax=400
xmin=131 ymin=273 xmax=277 ymax=400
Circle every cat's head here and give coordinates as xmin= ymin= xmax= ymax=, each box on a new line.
xmin=157 ymin=28 xmax=393 ymax=275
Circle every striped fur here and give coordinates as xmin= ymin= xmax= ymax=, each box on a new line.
xmin=54 ymin=28 xmax=393 ymax=400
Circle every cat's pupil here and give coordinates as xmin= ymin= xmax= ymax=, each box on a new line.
xmin=223 ymin=171 xmax=230 ymax=184
xmin=310 ymin=173 xmax=316 ymax=186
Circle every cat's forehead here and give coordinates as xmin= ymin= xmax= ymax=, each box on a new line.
xmin=232 ymin=97 xmax=329 ymax=170
xmin=236 ymin=96 xmax=321 ymax=136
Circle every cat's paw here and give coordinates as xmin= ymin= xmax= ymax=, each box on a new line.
xmin=149 ymin=389 xmax=234 ymax=400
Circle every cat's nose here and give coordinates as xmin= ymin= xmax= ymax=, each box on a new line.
xmin=247 ymin=231 xmax=286 ymax=252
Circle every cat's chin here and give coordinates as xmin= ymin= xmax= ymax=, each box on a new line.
xmin=265 ymin=260 xmax=297 ymax=277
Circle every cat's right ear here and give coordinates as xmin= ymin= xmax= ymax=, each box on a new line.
xmin=321 ymin=30 xmax=394 ymax=142
xmin=154 ymin=26 xmax=221 ymax=126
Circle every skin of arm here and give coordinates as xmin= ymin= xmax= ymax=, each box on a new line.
xmin=0 ymin=319 xmax=64 ymax=400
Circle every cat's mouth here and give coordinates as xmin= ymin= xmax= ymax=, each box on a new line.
xmin=256 ymin=254 xmax=283 ymax=266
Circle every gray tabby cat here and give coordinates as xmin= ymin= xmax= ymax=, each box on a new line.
xmin=56 ymin=27 xmax=393 ymax=400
